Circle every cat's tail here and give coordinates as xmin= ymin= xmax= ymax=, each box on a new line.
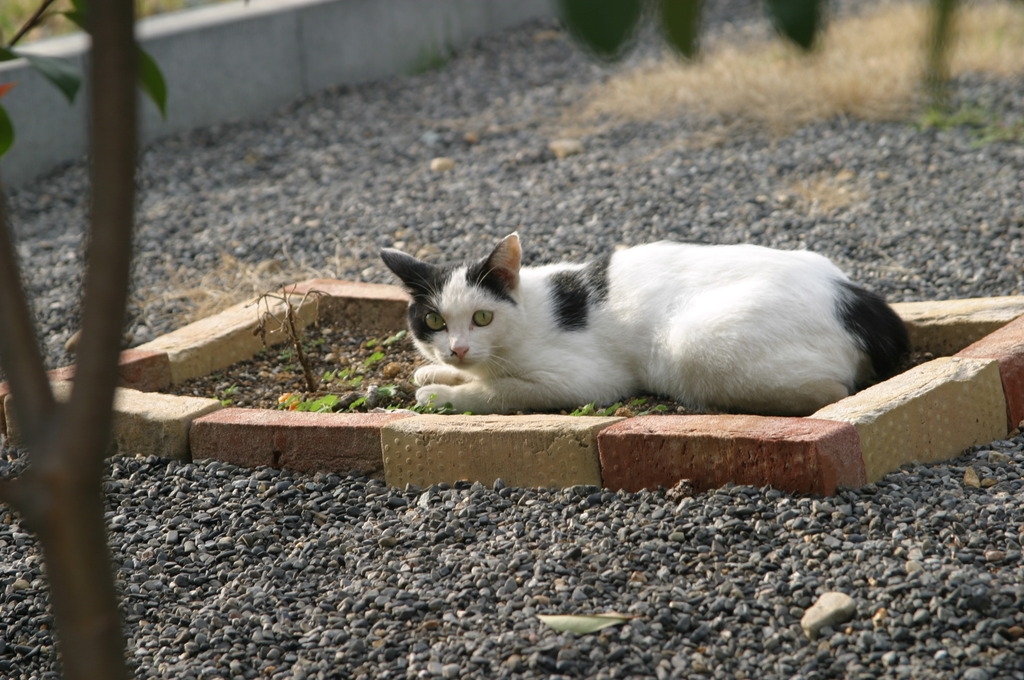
xmin=837 ymin=281 xmax=910 ymax=381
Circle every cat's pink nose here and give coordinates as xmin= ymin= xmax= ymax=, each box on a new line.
xmin=451 ymin=345 xmax=469 ymax=360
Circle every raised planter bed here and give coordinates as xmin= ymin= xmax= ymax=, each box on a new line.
xmin=3 ymin=279 xmax=1023 ymax=496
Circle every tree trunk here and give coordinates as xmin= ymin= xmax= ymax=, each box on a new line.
xmin=0 ymin=1 xmax=138 ymax=678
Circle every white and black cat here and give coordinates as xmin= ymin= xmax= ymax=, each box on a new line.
xmin=380 ymin=233 xmax=909 ymax=416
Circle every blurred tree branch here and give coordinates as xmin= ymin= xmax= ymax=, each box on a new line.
xmin=926 ymin=0 xmax=958 ymax=110
xmin=0 ymin=0 xmax=138 ymax=678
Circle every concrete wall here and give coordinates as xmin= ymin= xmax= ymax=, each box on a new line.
xmin=0 ymin=0 xmax=554 ymax=186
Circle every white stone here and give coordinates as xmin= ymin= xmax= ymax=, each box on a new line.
xmin=548 ymin=138 xmax=584 ymax=159
xmin=801 ymin=592 xmax=856 ymax=639
xmin=429 ymin=157 xmax=455 ymax=172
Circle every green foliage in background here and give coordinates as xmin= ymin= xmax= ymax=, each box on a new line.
xmin=0 ymin=0 xmax=167 ymax=158
xmin=559 ymin=0 xmax=962 ymax=109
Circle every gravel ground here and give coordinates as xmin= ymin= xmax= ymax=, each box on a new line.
xmin=3 ymin=1 xmax=1024 ymax=678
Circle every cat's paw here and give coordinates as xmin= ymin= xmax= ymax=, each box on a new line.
xmin=415 ymin=384 xmax=461 ymax=411
xmin=413 ymin=364 xmax=469 ymax=387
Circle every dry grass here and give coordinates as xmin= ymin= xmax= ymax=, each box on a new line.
xmin=786 ymin=169 xmax=866 ymax=217
xmin=576 ymin=1 xmax=1024 ymax=133
xmin=139 ymin=253 xmax=326 ymax=326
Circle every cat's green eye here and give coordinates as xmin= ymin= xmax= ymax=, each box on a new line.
xmin=424 ymin=312 xmax=446 ymax=331
xmin=472 ymin=310 xmax=494 ymax=327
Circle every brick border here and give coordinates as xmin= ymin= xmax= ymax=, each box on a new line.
xmin=599 ymin=416 xmax=864 ymax=496
xmin=2 ymin=282 xmax=1022 ymax=495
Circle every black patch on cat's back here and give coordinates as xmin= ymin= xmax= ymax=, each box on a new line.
xmin=836 ymin=280 xmax=910 ymax=380
xmin=549 ymin=256 xmax=611 ymax=331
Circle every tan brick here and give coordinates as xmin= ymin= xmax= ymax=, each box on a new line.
xmin=956 ymin=315 xmax=1024 ymax=430
xmin=5 ymin=384 xmax=221 ymax=461
xmin=134 ymin=294 xmax=318 ymax=383
xmin=288 ymin=279 xmax=409 ymax=332
xmin=1 ymin=352 xmax=171 ymax=437
xmin=190 ymin=408 xmax=413 ymax=476
xmin=598 ymin=415 xmax=865 ymax=495
xmin=109 ymin=389 xmax=223 ymax=461
xmin=38 ymin=350 xmax=173 ymax=392
xmin=381 ymin=414 xmax=621 ymax=489
xmin=892 ymin=296 xmax=1024 ymax=356
xmin=813 ymin=357 xmax=1008 ymax=482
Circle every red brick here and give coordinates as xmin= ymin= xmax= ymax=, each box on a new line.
xmin=287 ymin=279 xmax=409 ymax=331
xmin=48 ymin=366 xmax=78 ymax=382
xmin=598 ymin=415 xmax=865 ymax=496
xmin=189 ymin=408 xmax=415 ymax=476
xmin=956 ymin=315 xmax=1024 ymax=430
xmin=0 ymin=369 xmax=74 ymax=436
xmin=116 ymin=350 xmax=172 ymax=391
xmin=0 ymin=382 xmax=9 ymax=437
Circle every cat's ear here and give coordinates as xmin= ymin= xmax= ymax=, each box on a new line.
xmin=484 ymin=232 xmax=522 ymax=290
xmin=380 ymin=248 xmax=439 ymax=297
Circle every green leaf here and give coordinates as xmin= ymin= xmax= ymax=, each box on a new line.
xmin=0 ymin=49 xmax=81 ymax=104
xmin=537 ymin=613 xmax=633 ymax=634
xmin=0 ymin=105 xmax=13 ymax=158
xmin=659 ymin=0 xmax=704 ymax=59
xmin=570 ymin=402 xmax=597 ymax=416
xmin=309 ymin=394 xmax=339 ymax=413
xmin=383 ymin=329 xmax=407 ymax=346
xmin=61 ymin=5 xmax=168 ymax=117
xmin=559 ymin=0 xmax=644 ymax=61
xmin=63 ymin=9 xmax=88 ymax=32
xmin=764 ymin=0 xmax=825 ymax=50
xmin=137 ymin=46 xmax=167 ymax=117
xmin=363 ymin=350 xmax=386 ymax=367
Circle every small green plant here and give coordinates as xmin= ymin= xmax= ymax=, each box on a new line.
xmin=277 ymin=393 xmax=340 ymax=413
xmin=410 ymin=42 xmax=453 ymax=75
xmin=277 ymin=383 xmax=408 ymax=414
xmin=273 ymin=328 xmax=416 ymax=413
xmin=571 ymin=402 xmax=622 ymax=417
xmin=363 ymin=350 xmax=386 ymax=368
xmin=382 ymin=330 xmax=407 ymax=346
xmin=570 ymin=396 xmax=670 ymax=417
xmin=918 ymin=103 xmax=1024 ymax=146
xmin=402 ymin=394 xmax=461 ymax=414
xmin=322 ymin=367 xmax=363 ymax=389
xmin=218 ymin=384 xmax=239 ymax=406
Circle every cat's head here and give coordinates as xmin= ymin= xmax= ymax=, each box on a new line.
xmin=380 ymin=233 xmax=523 ymax=371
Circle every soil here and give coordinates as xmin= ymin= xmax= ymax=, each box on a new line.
xmin=166 ymin=321 xmax=935 ymax=417
xmin=168 ymin=324 xmax=423 ymax=412
xmin=165 ymin=323 xmax=707 ymax=416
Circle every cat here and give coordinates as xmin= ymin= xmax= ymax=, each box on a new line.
xmin=379 ymin=233 xmax=909 ymax=416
